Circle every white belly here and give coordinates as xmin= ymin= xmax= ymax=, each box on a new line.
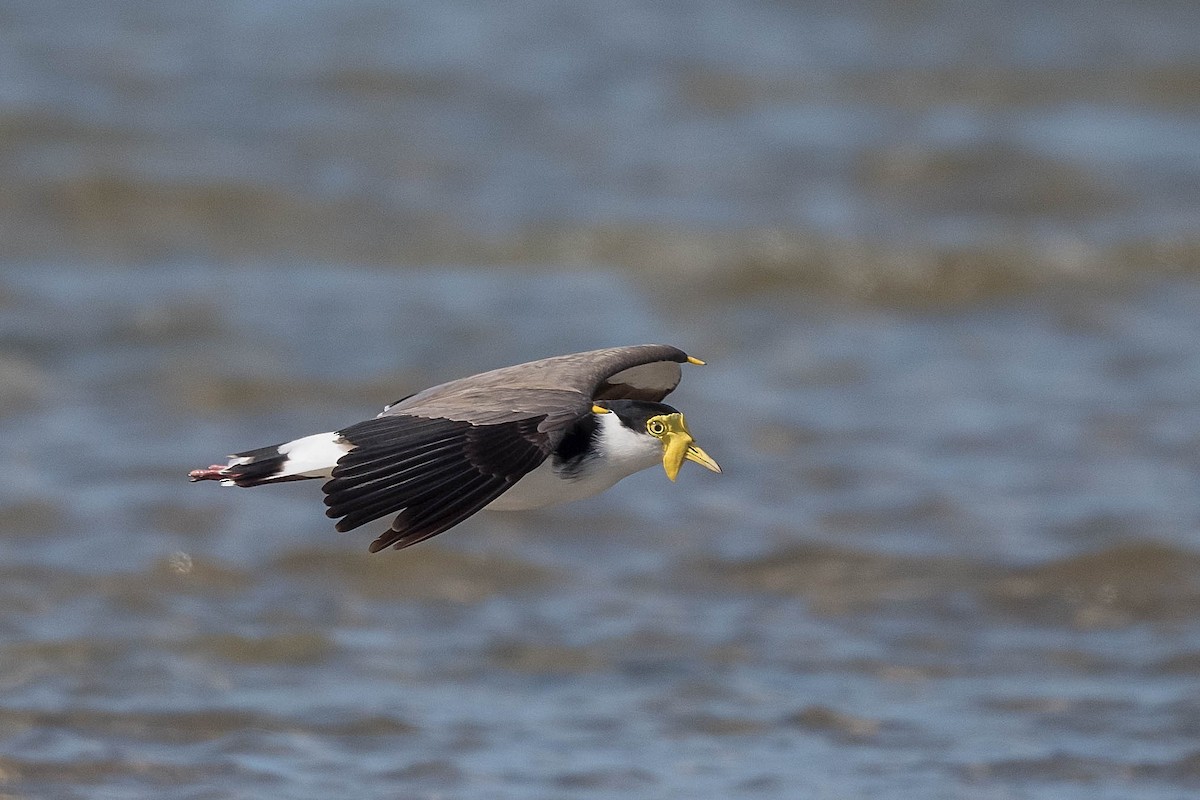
xmin=485 ymin=451 xmax=659 ymax=511
xmin=485 ymin=411 xmax=665 ymax=512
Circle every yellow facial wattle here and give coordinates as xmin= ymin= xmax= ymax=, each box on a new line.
xmin=648 ymin=412 xmax=722 ymax=481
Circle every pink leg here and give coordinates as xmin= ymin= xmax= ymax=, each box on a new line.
xmin=188 ymin=464 xmax=229 ymax=482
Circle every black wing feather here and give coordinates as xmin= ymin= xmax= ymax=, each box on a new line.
xmin=332 ymin=416 xmax=458 ymax=451
xmin=322 ymin=414 xmax=550 ymax=551
xmin=376 ymin=476 xmax=501 ymax=551
xmin=331 ymin=456 xmax=485 ymax=529
xmin=324 ymin=438 xmax=468 ymax=487
xmin=325 ymin=456 xmax=466 ymax=508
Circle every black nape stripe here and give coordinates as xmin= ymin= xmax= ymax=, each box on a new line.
xmin=553 ymin=412 xmax=599 ymax=470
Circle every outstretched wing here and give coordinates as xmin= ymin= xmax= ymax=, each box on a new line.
xmin=387 ymin=344 xmax=694 ymax=428
xmin=323 ymin=414 xmax=550 ymax=551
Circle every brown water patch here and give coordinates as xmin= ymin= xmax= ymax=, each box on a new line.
xmin=1155 ymin=652 xmax=1200 ymax=675
xmin=381 ymin=759 xmax=464 ymax=784
xmin=981 ymin=696 xmax=1137 ymax=736
xmin=964 ymin=753 xmax=1134 ymax=783
xmin=487 ymin=639 xmax=605 ymax=674
xmin=0 ymin=705 xmax=416 ymax=745
xmin=1122 ymin=235 xmax=1200 ymax=275
xmin=0 ymin=566 xmax=83 ymax=613
xmin=315 ymin=67 xmax=456 ymax=100
xmin=0 ymin=173 xmax=487 ymax=265
xmin=600 ymin=629 xmax=702 ymax=677
xmin=273 ymin=544 xmax=556 ymax=602
xmin=0 ymin=558 xmax=251 ymax=612
xmin=40 ymin=174 xmax=342 ymax=264
xmin=675 ymin=69 xmax=766 ymax=114
xmin=0 ymin=557 xmax=255 ymax=617
xmin=0 ymin=354 xmax=48 ymax=411
xmin=0 ymin=500 xmax=63 ymax=537
xmin=675 ymin=65 xmax=1200 ymax=114
xmin=0 ymin=639 xmax=126 ymax=689
xmin=985 ymin=542 xmax=1200 ymax=627
xmin=1134 ymin=750 xmax=1200 ymax=783
xmin=695 ymin=543 xmax=987 ymax=614
xmin=966 ymin=750 xmax=1200 ymax=786
xmin=141 ymin=502 xmax=226 ymax=537
xmin=0 ymin=755 xmax=212 ymax=788
xmin=981 ymin=696 xmax=1075 ymax=715
xmin=554 ymin=767 xmax=657 ymax=791
xmin=820 ymin=494 xmax=965 ymax=536
xmin=138 ymin=555 xmax=253 ymax=594
xmin=784 ymin=705 xmax=882 ymax=743
xmin=187 ymin=631 xmax=333 ymax=665
xmin=844 ymin=65 xmax=1200 ymax=110
xmin=319 ymin=714 xmax=419 ymax=737
xmin=517 ymin=224 xmax=1051 ymax=305
xmin=749 ymin=422 xmax=823 ymax=458
xmin=0 ymin=706 xmax=263 ymax=744
xmin=859 ymin=143 xmax=1121 ymax=219
xmin=163 ymin=365 xmax=422 ymax=413
xmin=670 ymin=712 xmax=770 ymax=737
xmin=613 ymin=227 xmax=1200 ymax=303
xmin=105 ymin=299 xmax=224 ymax=344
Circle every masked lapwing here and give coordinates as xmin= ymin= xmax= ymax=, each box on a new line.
xmin=189 ymin=344 xmax=721 ymax=552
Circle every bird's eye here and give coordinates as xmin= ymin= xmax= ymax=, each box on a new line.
xmin=647 ymin=419 xmax=666 ymax=435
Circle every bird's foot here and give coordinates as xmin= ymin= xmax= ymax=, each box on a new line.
xmin=188 ymin=465 xmax=228 ymax=482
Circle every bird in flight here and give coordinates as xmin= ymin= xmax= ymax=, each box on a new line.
xmin=189 ymin=345 xmax=721 ymax=552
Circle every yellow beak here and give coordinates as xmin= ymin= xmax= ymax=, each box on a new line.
xmin=659 ymin=415 xmax=722 ymax=481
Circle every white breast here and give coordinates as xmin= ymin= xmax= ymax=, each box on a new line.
xmin=485 ymin=413 xmax=662 ymax=511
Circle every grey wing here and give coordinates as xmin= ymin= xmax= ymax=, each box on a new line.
xmin=323 ymin=413 xmax=551 ymax=551
xmin=387 ymin=344 xmax=694 ymax=427
xmin=592 ymin=358 xmax=684 ymax=402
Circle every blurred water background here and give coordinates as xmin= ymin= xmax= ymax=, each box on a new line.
xmin=2 ymin=2 xmax=1200 ymax=798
